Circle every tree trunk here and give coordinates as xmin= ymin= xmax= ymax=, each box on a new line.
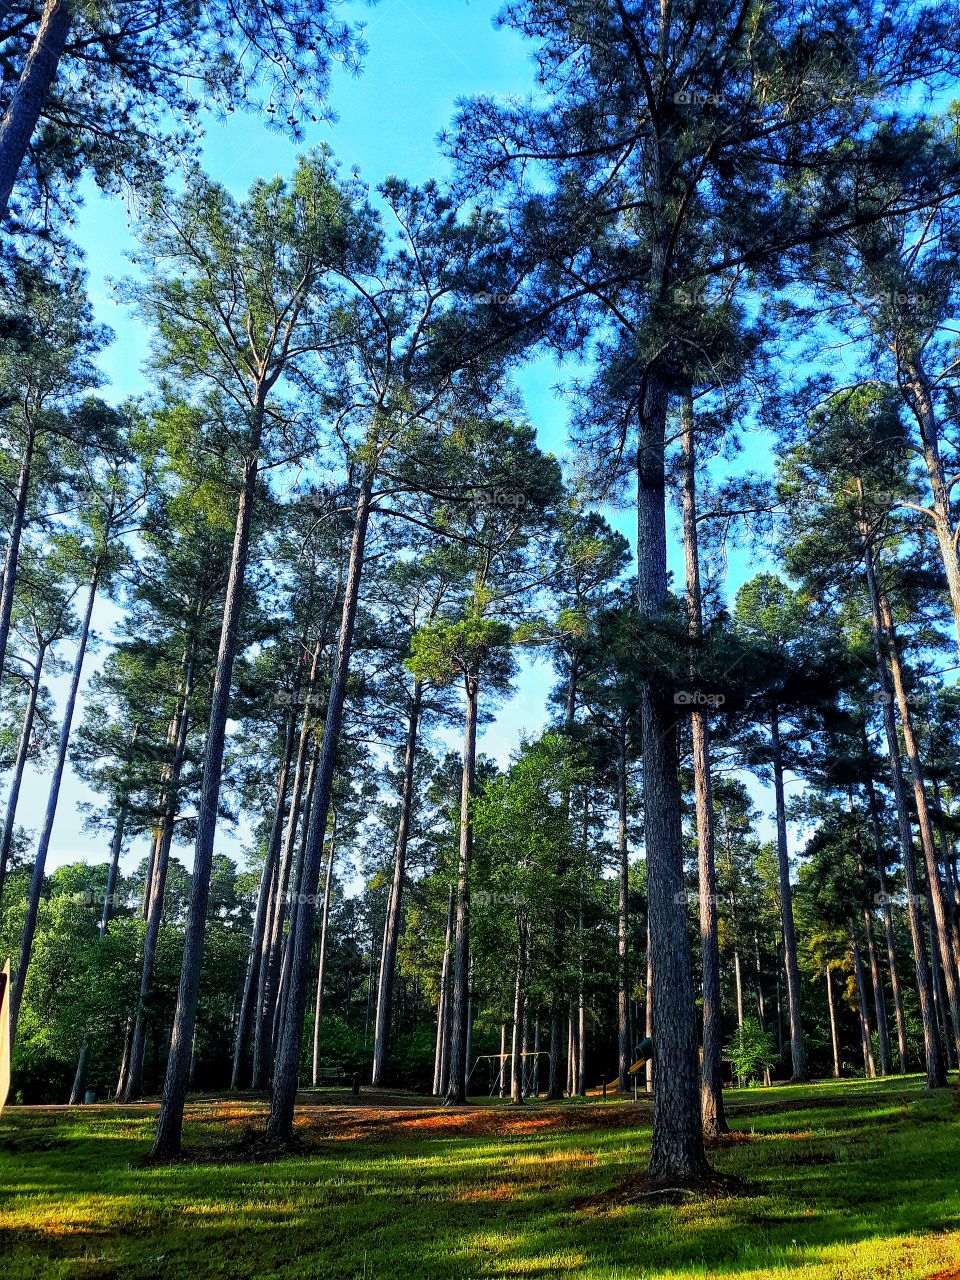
xmin=510 ymin=917 xmax=527 ymax=1104
xmin=733 ymin=948 xmax=745 ymax=1029
xmin=864 ymin=768 xmax=909 ymax=1073
xmin=267 ymin=475 xmax=373 ymax=1144
xmin=533 ymin=1019 xmax=541 ymax=1097
xmin=863 ymin=906 xmax=891 ymax=1076
xmin=433 ymin=885 xmax=454 ymax=1096
xmin=69 ymin=802 xmax=128 ymax=1104
xmin=371 ymin=680 xmax=423 ymax=1085
xmin=929 ymin=902 xmax=955 ymax=1071
xmin=860 ymin=525 xmax=944 ymax=1087
xmin=0 ymin=0 xmax=72 ymax=218
xmin=0 ymin=428 xmax=35 ymax=691
xmin=151 ymin=445 xmax=260 ymax=1159
xmin=902 ymin=355 xmax=960 ymax=660
xmin=498 ymin=1022 xmax=507 ymax=1098
xmin=680 ymin=387 xmax=727 ymax=1135
xmin=567 ymin=1006 xmax=577 ymax=1096
xmin=753 ymin=933 xmax=771 ymax=1086
xmin=826 ymin=968 xmax=840 ymax=1079
xmin=547 ymin=1007 xmax=563 ymax=1099
xmin=465 ymin=960 xmax=474 ymax=1087
xmin=932 ymin=782 xmax=960 ymax=983
xmin=0 ymin=641 xmax=45 ymax=903
xmin=253 ymin=644 xmax=322 ymax=1088
xmin=271 ymin=732 xmax=323 ymax=1070
xmin=636 ymin=374 xmax=709 ymax=1180
xmin=311 ymin=822 xmax=337 ymax=1084
xmin=577 ymin=893 xmax=586 ymax=1097
xmin=444 ymin=672 xmax=479 ymax=1106
xmin=851 ymin=925 xmax=876 ymax=1078
xmin=10 ymin=563 xmax=99 ymax=1038
xmin=770 ymin=714 xmax=808 ymax=1081
xmin=644 ymin=922 xmax=653 ymax=1094
xmin=124 ymin=659 xmax=195 ymax=1101
xmin=879 ymin=591 xmax=960 ymax=1060
xmin=616 ymin=717 xmax=631 ymax=1091
xmin=232 ymin=700 xmax=298 ymax=1089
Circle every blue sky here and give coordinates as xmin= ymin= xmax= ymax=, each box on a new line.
xmin=16 ymin=0 xmax=789 ymax=883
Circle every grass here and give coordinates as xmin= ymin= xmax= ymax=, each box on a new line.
xmin=0 ymin=1075 xmax=958 ymax=1279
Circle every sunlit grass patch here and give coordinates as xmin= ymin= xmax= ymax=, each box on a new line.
xmin=0 ymin=1076 xmax=958 ymax=1278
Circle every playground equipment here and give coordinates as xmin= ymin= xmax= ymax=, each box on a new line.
xmin=469 ymin=1050 xmax=551 ymax=1098
xmin=628 ymin=1036 xmax=654 ymax=1075
xmin=0 ymin=960 xmax=10 ymax=1115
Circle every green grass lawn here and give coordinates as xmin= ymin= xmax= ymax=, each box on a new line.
xmin=1 ymin=1076 xmax=958 ymax=1279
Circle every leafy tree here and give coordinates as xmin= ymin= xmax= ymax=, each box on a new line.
xmin=0 ymin=0 xmax=369 ymax=226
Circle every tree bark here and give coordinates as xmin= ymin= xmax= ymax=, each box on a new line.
xmin=863 ymin=905 xmax=891 ymax=1076
xmin=0 ymin=426 xmax=35 ymax=682
xmin=0 ymin=0 xmax=72 ymax=219
xmin=644 ymin=921 xmax=653 ymax=1094
xmin=311 ymin=820 xmax=337 ymax=1084
xmin=864 ymin=768 xmax=909 ymax=1073
xmin=826 ymin=968 xmax=840 ymax=1079
xmin=616 ymin=717 xmax=631 ymax=1091
xmin=680 ymin=390 xmax=727 ymax=1134
xmin=851 ymin=928 xmax=875 ymax=1078
xmin=124 ymin=657 xmax=195 ymax=1101
xmin=433 ymin=885 xmax=454 ymax=1096
xmin=510 ymin=917 xmax=527 ymax=1104
xmin=547 ymin=655 xmax=579 ymax=1100
xmin=371 ymin=679 xmax=423 ymax=1085
xmin=151 ymin=446 xmax=260 ymax=1159
xmin=444 ymin=671 xmax=479 ymax=1105
xmin=0 ymin=640 xmax=45 ymax=903
xmin=252 ymin=644 xmax=322 ymax=1087
xmin=69 ymin=802 xmax=128 ymax=1104
xmin=577 ymin=890 xmax=587 ymax=1097
xmin=879 ymin=591 xmax=960 ymax=1060
xmin=860 ymin=527 xmax=944 ymax=1087
xmin=902 ymin=355 xmax=960 ymax=660
xmin=231 ymin=709 xmax=297 ymax=1089
xmin=770 ymin=714 xmax=808 ymax=1081
xmin=10 ymin=562 xmax=99 ymax=1038
xmin=931 ymin=782 xmax=960 ymax=984
xmin=267 ymin=475 xmax=373 ymax=1144
xmin=636 ymin=374 xmax=709 ymax=1180
xmin=273 ymin=727 xmax=321 ymax=1058
xmin=928 ymin=901 xmax=955 ymax=1071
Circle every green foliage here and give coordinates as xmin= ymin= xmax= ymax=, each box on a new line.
xmin=725 ymin=1015 xmax=777 ymax=1087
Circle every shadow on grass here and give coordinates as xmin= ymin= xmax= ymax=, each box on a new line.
xmin=0 ymin=1077 xmax=957 ymax=1279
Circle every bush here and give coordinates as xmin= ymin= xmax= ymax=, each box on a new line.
xmin=725 ymin=1016 xmax=777 ymax=1086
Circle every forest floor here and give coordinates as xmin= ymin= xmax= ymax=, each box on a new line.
xmin=0 ymin=1074 xmax=958 ymax=1279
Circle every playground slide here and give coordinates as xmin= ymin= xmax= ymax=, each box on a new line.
xmin=628 ymin=1036 xmax=653 ymax=1075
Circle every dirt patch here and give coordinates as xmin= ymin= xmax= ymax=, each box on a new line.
xmin=141 ymin=1103 xmax=649 ymax=1165
xmin=572 ymin=1170 xmax=745 ymax=1212
xmin=705 ymin=1130 xmax=758 ymax=1149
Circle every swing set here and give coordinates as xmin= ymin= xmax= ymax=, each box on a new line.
xmin=469 ymin=1050 xmax=551 ymax=1097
